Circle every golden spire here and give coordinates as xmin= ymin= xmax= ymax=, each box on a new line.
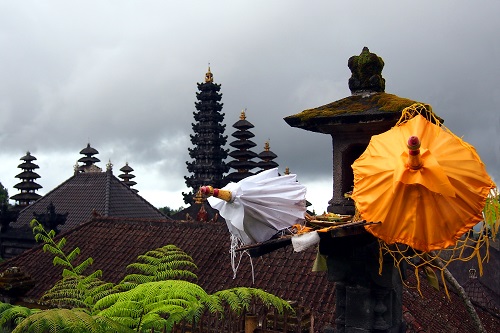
xmin=194 ymin=189 xmax=205 ymax=204
xmin=264 ymin=140 xmax=270 ymax=151
xmin=240 ymin=108 xmax=246 ymax=120
xmin=106 ymin=159 xmax=113 ymax=172
xmin=284 ymin=167 xmax=290 ymax=175
xmin=205 ymin=64 xmax=213 ymax=83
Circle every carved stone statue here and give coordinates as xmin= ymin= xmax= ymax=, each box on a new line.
xmin=348 ymin=47 xmax=386 ymax=93
xmin=33 ymin=202 xmax=68 ymax=232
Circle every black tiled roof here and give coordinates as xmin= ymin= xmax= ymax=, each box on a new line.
xmin=1 ymin=216 xmax=499 ymax=332
xmin=11 ymin=170 xmax=167 ymax=232
xmin=0 ymin=217 xmax=335 ymax=328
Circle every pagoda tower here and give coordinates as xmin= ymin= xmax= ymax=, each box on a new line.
xmin=183 ymin=66 xmax=229 ymax=205
xmin=257 ymin=140 xmax=278 ymax=171
xmin=225 ymin=110 xmax=259 ymax=183
xmin=11 ymin=152 xmax=42 ymax=207
xmin=119 ymin=162 xmax=138 ymax=193
xmin=76 ymin=143 xmax=101 ymax=173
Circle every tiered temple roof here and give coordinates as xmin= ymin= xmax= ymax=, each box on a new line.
xmin=10 ymin=152 xmax=42 ymax=207
xmin=257 ymin=140 xmax=278 ymax=171
xmin=119 ymin=162 xmax=138 ymax=193
xmin=226 ymin=109 xmax=259 ymax=182
xmin=184 ymin=67 xmax=229 ymax=205
xmin=76 ymin=143 xmax=102 ymax=173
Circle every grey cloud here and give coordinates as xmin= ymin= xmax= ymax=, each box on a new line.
xmin=1 ymin=1 xmax=499 ymax=209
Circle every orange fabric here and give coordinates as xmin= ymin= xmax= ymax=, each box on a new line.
xmin=351 ymin=114 xmax=495 ymax=252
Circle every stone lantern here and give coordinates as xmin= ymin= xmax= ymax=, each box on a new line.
xmin=285 ymin=47 xmax=426 ymax=215
xmin=284 ymin=47 xmax=430 ymax=333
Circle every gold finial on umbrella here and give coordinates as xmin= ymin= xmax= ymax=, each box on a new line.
xmin=200 ymin=185 xmax=232 ymax=202
xmin=407 ymin=135 xmax=422 ymax=170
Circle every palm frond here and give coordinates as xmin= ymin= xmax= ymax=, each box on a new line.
xmin=41 ymin=276 xmax=116 ymax=310
xmin=119 ymin=245 xmax=198 ymax=289
xmin=73 ymin=257 xmax=94 ymax=275
xmin=12 ymin=308 xmax=134 ymax=333
xmin=155 ymin=270 xmax=198 ymax=281
xmin=94 ymin=280 xmax=212 ymax=331
xmin=66 ymin=247 xmax=81 ymax=263
xmin=213 ymin=287 xmax=294 ymax=315
xmin=0 ymin=302 xmax=39 ymax=328
xmin=126 ymin=263 xmax=157 ymax=275
xmin=157 ymin=260 xmax=198 ymax=271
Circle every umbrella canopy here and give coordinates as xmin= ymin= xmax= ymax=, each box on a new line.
xmin=351 ymin=110 xmax=495 ymax=252
xmin=204 ymin=168 xmax=307 ymax=245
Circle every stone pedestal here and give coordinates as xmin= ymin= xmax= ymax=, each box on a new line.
xmin=283 ymin=48 xmax=423 ymax=333
xmin=319 ymin=230 xmax=404 ymax=333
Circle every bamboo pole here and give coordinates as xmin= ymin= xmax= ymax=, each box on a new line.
xmin=431 ymin=253 xmax=487 ymax=333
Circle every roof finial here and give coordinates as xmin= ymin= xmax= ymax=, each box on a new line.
xmin=106 ymin=159 xmax=113 ymax=172
xmin=205 ymin=63 xmax=213 ymax=83
xmin=240 ymin=108 xmax=247 ymax=120
xmin=194 ymin=189 xmax=205 ymax=204
xmin=264 ymin=140 xmax=270 ymax=151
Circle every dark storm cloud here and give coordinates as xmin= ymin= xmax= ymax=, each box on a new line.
xmin=0 ymin=1 xmax=499 ymax=209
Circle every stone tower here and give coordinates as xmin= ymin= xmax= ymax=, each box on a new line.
xmin=11 ymin=152 xmax=42 ymax=207
xmin=183 ymin=67 xmax=229 ymax=205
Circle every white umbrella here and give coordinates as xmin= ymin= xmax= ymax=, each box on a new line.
xmin=202 ymin=168 xmax=307 ymax=245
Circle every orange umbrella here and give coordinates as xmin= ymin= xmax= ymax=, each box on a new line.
xmin=351 ymin=107 xmax=495 ymax=252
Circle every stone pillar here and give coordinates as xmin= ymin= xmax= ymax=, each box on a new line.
xmin=319 ymin=231 xmax=404 ymax=333
xmin=327 ymin=135 xmax=372 ymax=215
xmin=283 ymin=47 xmax=418 ymax=333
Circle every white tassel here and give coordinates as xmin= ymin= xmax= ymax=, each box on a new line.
xmin=229 ymin=235 xmax=255 ymax=284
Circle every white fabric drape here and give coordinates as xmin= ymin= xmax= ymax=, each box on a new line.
xmin=208 ymin=168 xmax=307 ymax=245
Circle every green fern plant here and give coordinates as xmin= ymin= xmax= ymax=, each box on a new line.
xmin=30 ymin=219 xmax=116 ymax=310
xmin=1 ymin=222 xmax=294 ymax=333
xmin=0 ymin=302 xmax=40 ymax=329
xmin=94 ymin=280 xmax=219 ymax=331
xmin=117 ymin=245 xmax=198 ymax=290
xmin=39 ymin=276 xmax=116 ymax=309
xmin=11 ymin=308 xmax=134 ymax=333
xmin=93 ymin=280 xmax=293 ymax=332
xmin=213 ymin=287 xmax=293 ymax=316
xmin=30 ymin=219 xmax=99 ymax=279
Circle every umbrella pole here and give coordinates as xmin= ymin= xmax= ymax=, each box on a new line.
xmin=431 ymin=253 xmax=486 ymax=333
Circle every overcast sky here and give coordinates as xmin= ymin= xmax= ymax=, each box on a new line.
xmin=0 ymin=1 xmax=499 ymax=212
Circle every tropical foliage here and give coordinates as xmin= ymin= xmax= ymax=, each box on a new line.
xmin=31 ymin=219 xmax=111 ymax=310
xmin=0 ymin=182 xmax=8 ymax=207
xmin=0 ymin=220 xmax=293 ymax=332
xmin=118 ymin=245 xmax=198 ymax=290
xmin=158 ymin=206 xmax=184 ymax=217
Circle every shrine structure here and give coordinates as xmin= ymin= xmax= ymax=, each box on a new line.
xmin=285 ymin=47 xmax=427 ymax=333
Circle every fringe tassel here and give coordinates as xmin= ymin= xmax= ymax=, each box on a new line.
xmin=229 ymin=235 xmax=255 ymax=284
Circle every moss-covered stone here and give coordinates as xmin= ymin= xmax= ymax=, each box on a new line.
xmin=348 ymin=47 xmax=385 ymax=93
xmin=286 ymin=92 xmax=421 ymax=123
